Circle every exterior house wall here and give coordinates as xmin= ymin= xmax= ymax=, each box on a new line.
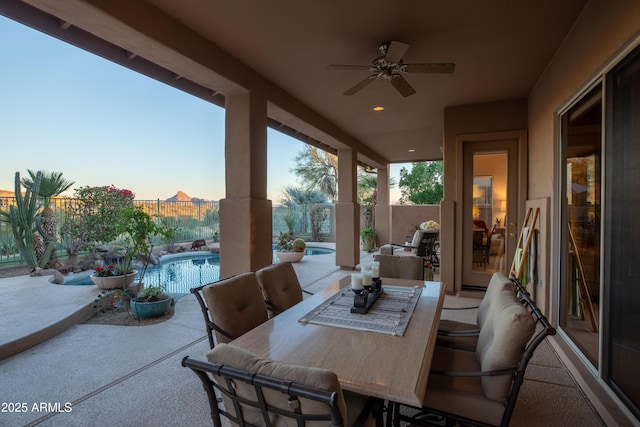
xmin=388 ymin=205 xmax=440 ymax=246
xmin=528 ymin=0 xmax=640 ymax=297
xmin=442 ymin=99 xmax=528 ymax=292
xmin=527 ymin=0 xmax=640 ymax=424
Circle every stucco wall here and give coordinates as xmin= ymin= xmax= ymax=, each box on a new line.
xmin=528 ymin=0 xmax=640 ymax=322
xmin=388 ymin=205 xmax=440 ymax=245
xmin=528 ymin=0 xmax=640 ymax=201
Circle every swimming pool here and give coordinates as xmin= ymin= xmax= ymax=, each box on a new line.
xmin=64 ymin=246 xmax=334 ymax=294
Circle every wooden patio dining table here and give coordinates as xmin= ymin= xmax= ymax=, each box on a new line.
xmin=229 ymin=275 xmax=446 ymax=407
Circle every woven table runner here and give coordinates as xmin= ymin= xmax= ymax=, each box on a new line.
xmin=299 ymin=285 xmax=422 ymax=336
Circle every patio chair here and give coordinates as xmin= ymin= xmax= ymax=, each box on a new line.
xmin=182 ymin=343 xmax=381 ymax=427
xmin=255 ymin=261 xmax=311 ymax=317
xmin=379 ymin=230 xmax=440 ymax=269
xmin=437 ymin=271 xmax=516 ymax=351
xmin=391 ymin=277 xmax=556 ymax=427
xmin=191 ymin=272 xmax=268 ymax=347
xmin=373 ymin=254 xmax=425 ymax=280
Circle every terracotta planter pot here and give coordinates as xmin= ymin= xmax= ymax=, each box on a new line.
xmin=90 ymin=271 xmax=138 ymax=290
xmin=276 ymin=251 xmax=305 ymax=263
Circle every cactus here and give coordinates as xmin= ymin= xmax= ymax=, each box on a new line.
xmin=292 ymin=238 xmax=306 ymax=252
xmin=7 ymin=172 xmax=54 ymax=271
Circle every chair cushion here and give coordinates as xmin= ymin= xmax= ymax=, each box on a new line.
xmin=207 ymin=343 xmax=350 ymax=426
xmin=475 ymin=290 xmax=535 ymax=402
xmin=373 ymin=254 xmax=423 ymax=280
xmin=202 ymin=272 xmax=268 ymax=344
xmin=256 ymin=262 xmax=304 ymax=318
xmin=476 ymin=272 xmax=515 ymax=328
xmin=379 ymin=244 xmax=394 ymax=255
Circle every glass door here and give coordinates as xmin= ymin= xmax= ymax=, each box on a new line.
xmin=463 ymin=139 xmax=519 ymax=288
xmin=560 ymin=84 xmax=602 ymax=368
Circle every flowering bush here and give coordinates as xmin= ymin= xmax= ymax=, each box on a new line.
xmin=419 ymin=220 xmax=440 ymax=232
xmin=61 ymin=185 xmax=135 ymax=261
xmin=93 ymin=264 xmax=134 ymax=277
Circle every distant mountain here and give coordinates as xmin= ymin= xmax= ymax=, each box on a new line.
xmin=165 ymin=191 xmax=211 ymax=202
xmin=0 ymin=189 xmax=211 ymax=202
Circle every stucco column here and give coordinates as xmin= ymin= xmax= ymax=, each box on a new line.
xmin=335 ymin=148 xmax=359 ymax=268
xmin=219 ymin=92 xmax=272 ymax=278
xmin=374 ymin=164 xmax=391 ymax=247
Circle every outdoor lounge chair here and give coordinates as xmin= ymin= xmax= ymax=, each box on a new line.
xmin=372 ymin=254 xmax=425 ymax=280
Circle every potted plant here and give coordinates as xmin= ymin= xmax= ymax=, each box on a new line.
xmin=90 ymin=264 xmax=138 ymax=290
xmin=115 ymin=206 xmax=174 ymax=318
xmin=274 ymin=231 xmax=305 ymax=263
xmin=360 ymin=227 xmax=376 ymax=252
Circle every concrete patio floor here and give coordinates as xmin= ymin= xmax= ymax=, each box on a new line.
xmin=0 ymin=246 xmax=606 ymax=426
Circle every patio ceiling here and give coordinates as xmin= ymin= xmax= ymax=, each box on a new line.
xmin=14 ymin=0 xmax=587 ymax=167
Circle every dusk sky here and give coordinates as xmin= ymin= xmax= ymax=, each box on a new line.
xmin=0 ymin=15 xmax=405 ymax=203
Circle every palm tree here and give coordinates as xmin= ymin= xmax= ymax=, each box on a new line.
xmin=291 ymin=146 xmax=338 ymax=202
xmin=281 ymin=186 xmax=328 ymax=237
xmin=21 ymin=170 xmax=74 ymax=267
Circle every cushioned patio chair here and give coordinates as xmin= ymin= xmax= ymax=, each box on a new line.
xmin=437 ymin=271 xmax=516 ymax=351
xmin=373 ymin=254 xmax=425 ymax=280
xmin=256 ymin=262 xmax=311 ymax=317
xmin=379 ymin=230 xmax=440 ymax=268
xmin=191 ymin=272 xmax=268 ymax=347
xmin=182 ymin=343 xmax=381 ymax=427
xmin=391 ymin=278 xmax=556 ymax=427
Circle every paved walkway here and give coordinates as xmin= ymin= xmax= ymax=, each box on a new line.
xmin=0 ymin=248 xmax=605 ymax=426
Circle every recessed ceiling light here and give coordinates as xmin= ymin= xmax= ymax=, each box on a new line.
xmin=373 ymin=106 xmax=384 ymax=111
xmin=408 ymin=149 xmax=415 ymax=152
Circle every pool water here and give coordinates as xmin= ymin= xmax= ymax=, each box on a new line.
xmin=140 ymin=253 xmax=220 ymax=295
xmin=304 ymin=247 xmax=335 ymax=255
xmin=66 ymin=246 xmax=334 ymax=294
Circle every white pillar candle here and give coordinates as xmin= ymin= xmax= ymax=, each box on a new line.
xmin=371 ymin=264 xmax=380 ymax=279
xmin=361 ymin=262 xmax=371 ymax=271
xmin=362 ymin=270 xmax=372 ymax=286
xmin=351 ymin=273 xmax=363 ymax=290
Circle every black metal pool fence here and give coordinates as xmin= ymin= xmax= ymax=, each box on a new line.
xmin=0 ymin=197 xmax=336 ymax=265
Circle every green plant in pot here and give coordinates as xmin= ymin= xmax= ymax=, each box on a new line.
xmin=360 ymin=227 xmax=376 ymax=252
xmin=115 ymin=206 xmax=173 ymax=319
xmin=274 ymin=232 xmax=305 ymax=263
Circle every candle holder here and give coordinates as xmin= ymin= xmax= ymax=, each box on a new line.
xmin=351 ymin=284 xmax=384 ymax=314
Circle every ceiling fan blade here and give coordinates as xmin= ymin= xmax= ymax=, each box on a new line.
xmin=327 ymin=65 xmax=372 ymax=71
xmin=404 ymin=63 xmax=456 ymax=73
xmin=389 ymin=74 xmax=416 ymax=97
xmin=385 ymin=41 xmax=410 ymax=63
xmin=344 ymin=75 xmax=377 ymax=95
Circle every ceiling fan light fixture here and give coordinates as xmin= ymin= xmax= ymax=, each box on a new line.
xmin=327 ymin=40 xmax=454 ymax=97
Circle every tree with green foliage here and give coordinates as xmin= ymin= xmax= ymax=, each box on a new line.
xmin=291 ymin=146 xmax=338 ymax=202
xmin=398 ymin=161 xmax=444 ymax=205
xmin=281 ymin=186 xmax=328 ymax=240
xmin=21 ymin=170 xmax=74 ymax=267
xmin=60 ymin=185 xmax=135 ymax=266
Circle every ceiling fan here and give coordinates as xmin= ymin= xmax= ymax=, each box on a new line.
xmin=327 ymin=41 xmax=455 ymax=97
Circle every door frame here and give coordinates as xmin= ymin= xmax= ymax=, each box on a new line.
xmin=454 ymin=130 xmax=528 ymax=291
